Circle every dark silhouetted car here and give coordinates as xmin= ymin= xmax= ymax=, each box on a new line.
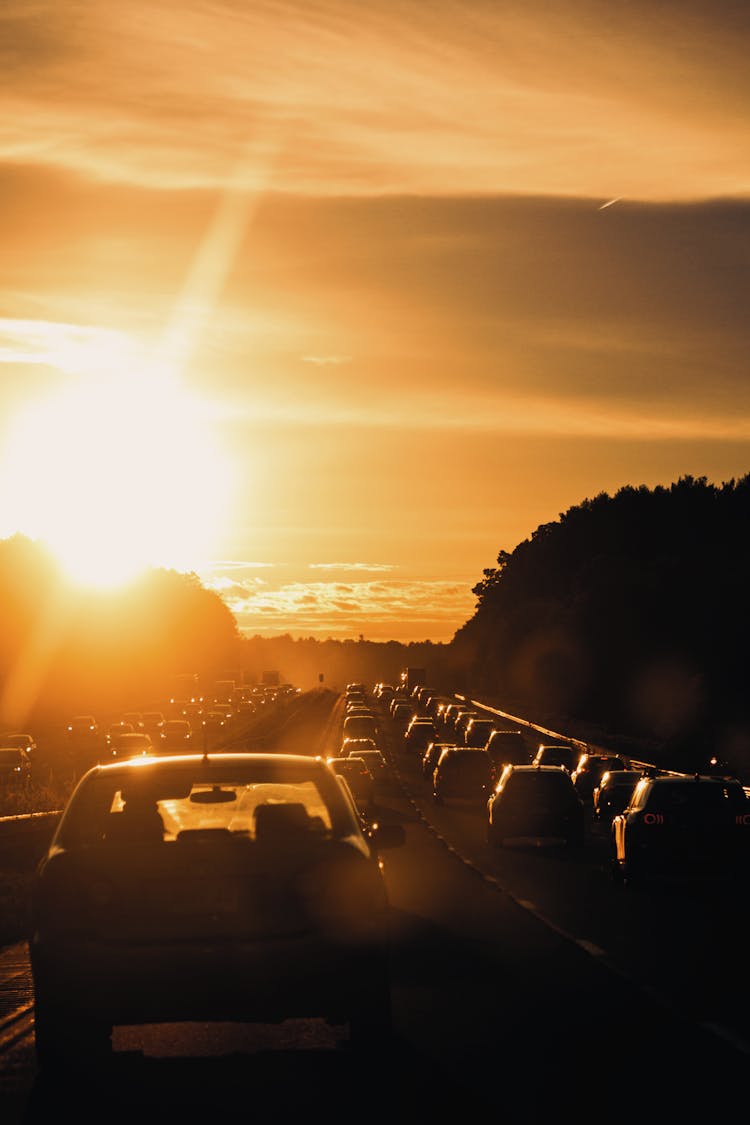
xmin=29 ymin=752 xmax=404 ymax=1068
xmin=106 ymin=732 xmax=154 ymax=761
xmin=487 ymin=764 xmax=585 ymax=848
xmin=342 ymin=737 xmax=379 ymax=758
xmin=570 ymin=753 xmax=627 ymax=802
xmin=611 ymin=773 xmax=750 ymax=886
xmin=159 ymin=719 xmax=193 ymax=751
xmin=403 ymin=717 xmax=437 ymax=755
xmin=432 ymin=746 xmax=493 ymax=805
xmin=592 ymin=769 xmax=639 ymax=823
xmin=1 ymin=732 xmax=37 ymax=756
xmin=343 ymin=713 xmax=380 ymax=745
xmin=66 ymin=715 xmax=99 ymax=740
xmin=463 ymin=717 xmax=496 ymax=748
xmin=421 ymin=741 xmax=457 ymax=780
xmin=485 ymin=730 xmax=531 ymax=779
xmin=326 ymin=756 xmax=376 ymax=807
xmin=532 ymin=742 xmax=581 ymax=774
xmin=0 ymin=747 xmax=32 ymax=785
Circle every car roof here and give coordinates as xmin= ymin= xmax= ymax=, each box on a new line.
xmin=88 ymin=752 xmax=334 ymax=778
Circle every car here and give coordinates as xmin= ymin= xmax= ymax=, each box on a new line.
xmin=484 ymin=730 xmax=531 ymax=778
xmin=487 ymin=764 xmax=585 ymax=848
xmin=343 ymin=713 xmax=380 ymax=745
xmin=463 ymin=717 xmax=496 ymax=748
xmin=106 ymin=732 xmax=154 ymax=760
xmin=202 ymin=709 xmax=229 ymax=733
xmin=531 ymin=742 xmax=581 ymax=774
xmin=66 ymin=715 xmax=99 ymax=739
xmin=0 ymin=747 xmax=32 ymax=785
xmin=592 ymin=769 xmax=640 ymax=823
xmin=159 ymin=719 xmax=193 ymax=751
xmin=421 ymin=741 xmax=457 ymax=780
xmin=29 ymin=752 xmax=405 ymax=1068
xmin=452 ymin=710 xmax=480 ymax=739
xmin=403 ymin=718 xmax=437 ymax=755
xmin=390 ymin=701 xmax=414 ymax=727
xmin=570 ymin=753 xmax=628 ymax=802
xmin=120 ymin=712 xmax=145 ymax=731
xmin=141 ymin=711 xmax=166 ymax=738
xmin=342 ymin=737 xmax=379 ymax=758
xmin=0 ymin=732 xmax=37 ymax=755
xmin=432 ymin=747 xmax=493 ymax=806
xmin=326 ymin=756 xmax=376 ymax=807
xmin=104 ymin=721 xmax=134 ymax=747
xmin=611 ymin=773 xmax=750 ymax=887
xmin=354 ymin=750 xmax=390 ymax=784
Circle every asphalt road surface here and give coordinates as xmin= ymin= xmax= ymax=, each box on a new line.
xmin=1 ymin=693 xmax=748 ymax=1124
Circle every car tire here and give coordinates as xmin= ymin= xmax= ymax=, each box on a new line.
xmin=34 ymin=1002 xmax=113 ymax=1070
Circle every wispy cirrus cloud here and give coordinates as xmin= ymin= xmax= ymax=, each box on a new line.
xmin=302 ymin=355 xmax=352 ymax=366
xmin=308 ymin=562 xmax=395 ymax=572
xmin=1 ymin=2 xmax=748 ymax=199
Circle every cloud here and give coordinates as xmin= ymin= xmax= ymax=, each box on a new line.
xmin=308 ymin=562 xmax=396 ymax=572
xmin=216 ymin=577 xmax=476 ymax=643
xmin=302 ymin=355 xmax=352 ymax=366
xmin=1 ymin=2 xmax=749 ymax=199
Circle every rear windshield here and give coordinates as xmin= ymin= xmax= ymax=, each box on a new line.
xmin=55 ymin=761 xmax=359 ymax=848
xmin=641 ymin=782 xmax=747 ymax=814
xmin=504 ymin=772 xmax=574 ymax=797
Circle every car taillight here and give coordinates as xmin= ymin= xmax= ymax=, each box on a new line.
xmin=735 ymin=813 xmax=750 ymax=826
xmin=643 ymin=812 xmax=664 ymax=825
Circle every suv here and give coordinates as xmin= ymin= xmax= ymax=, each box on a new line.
xmin=432 ymin=747 xmax=493 ymax=805
xmin=463 ymin=717 xmax=496 ymax=748
xmin=487 ymin=764 xmax=585 ymax=848
xmin=611 ymin=773 xmax=750 ymax=886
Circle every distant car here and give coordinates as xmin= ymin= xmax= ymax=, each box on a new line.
xmin=160 ymin=720 xmax=193 ymax=751
xmin=432 ymin=747 xmax=493 ymax=805
xmin=485 ymin=730 xmax=531 ymax=778
xmin=355 ymin=750 xmax=390 ymax=785
xmin=532 ymin=742 xmax=580 ymax=774
xmin=421 ymin=741 xmax=457 ymax=780
xmin=120 ymin=712 xmax=145 ymax=731
xmin=390 ymin=701 xmax=414 ymax=727
xmin=325 ymin=757 xmax=376 ymax=807
xmin=570 ymin=753 xmax=627 ymax=802
xmin=66 ymin=715 xmax=99 ymax=739
xmin=487 ymin=764 xmax=585 ymax=848
xmin=342 ymin=737 xmax=379 ymax=758
xmin=592 ymin=769 xmax=640 ymax=823
xmin=403 ymin=718 xmax=437 ymax=755
xmin=105 ymin=721 xmax=134 ymax=748
xmin=0 ymin=747 xmax=32 ymax=785
xmin=29 ymin=752 xmax=404 ymax=1068
xmin=202 ymin=710 xmax=229 ymax=733
xmin=343 ymin=714 xmax=380 ymax=745
xmin=611 ymin=773 xmax=750 ymax=886
xmin=141 ymin=711 xmax=166 ymax=737
xmin=0 ymin=733 xmax=37 ymax=755
xmin=463 ymin=718 xmax=496 ymax=748
xmin=452 ymin=710 xmax=480 ymax=739
xmin=106 ymin=732 xmax=154 ymax=760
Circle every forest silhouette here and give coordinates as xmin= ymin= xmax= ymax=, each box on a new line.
xmin=1 ymin=474 xmax=748 ymax=777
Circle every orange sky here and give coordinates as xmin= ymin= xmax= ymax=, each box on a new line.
xmin=0 ymin=1 xmax=748 ymax=641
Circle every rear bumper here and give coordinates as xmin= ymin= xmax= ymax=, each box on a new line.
xmin=31 ymin=933 xmax=387 ymax=1026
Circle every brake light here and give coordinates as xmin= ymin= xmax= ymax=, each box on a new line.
xmin=643 ymin=812 xmax=664 ymax=825
xmin=736 ymin=813 xmax=750 ymax=826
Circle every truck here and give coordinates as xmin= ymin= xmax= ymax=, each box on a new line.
xmin=401 ymin=667 xmax=427 ymax=692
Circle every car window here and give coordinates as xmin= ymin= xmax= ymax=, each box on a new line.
xmin=55 ymin=762 xmax=359 ymax=847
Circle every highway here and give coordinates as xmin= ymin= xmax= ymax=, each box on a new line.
xmin=0 ymin=689 xmax=748 ymax=1123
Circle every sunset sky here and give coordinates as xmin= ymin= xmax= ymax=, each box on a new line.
xmin=0 ymin=1 xmax=748 ymax=641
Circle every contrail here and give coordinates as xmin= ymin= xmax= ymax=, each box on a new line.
xmin=599 ymin=197 xmax=622 ymax=210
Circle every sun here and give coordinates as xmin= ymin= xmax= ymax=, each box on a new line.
xmin=0 ymin=366 xmax=233 ymax=589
